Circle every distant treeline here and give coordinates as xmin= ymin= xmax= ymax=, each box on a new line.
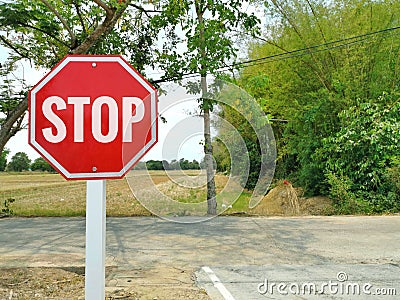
xmin=134 ymin=159 xmax=201 ymax=171
xmin=0 ymin=151 xmax=56 ymax=172
xmin=0 ymin=150 xmax=202 ymax=173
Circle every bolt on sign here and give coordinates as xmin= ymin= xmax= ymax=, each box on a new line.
xmin=29 ymin=55 xmax=158 ymax=180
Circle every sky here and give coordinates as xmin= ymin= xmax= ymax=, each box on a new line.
xmin=0 ymin=46 xmax=205 ymax=163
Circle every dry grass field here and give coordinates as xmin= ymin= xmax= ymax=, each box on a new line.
xmin=0 ymin=171 xmax=169 ymax=217
xmin=0 ymin=170 xmax=251 ymax=217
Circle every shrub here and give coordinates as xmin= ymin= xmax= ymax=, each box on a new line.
xmin=322 ymin=94 xmax=400 ymax=213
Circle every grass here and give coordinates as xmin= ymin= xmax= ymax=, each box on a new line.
xmin=0 ymin=172 xmax=148 ymax=217
xmin=0 ymin=171 xmax=252 ymax=217
xmin=224 ymin=191 xmax=252 ymax=213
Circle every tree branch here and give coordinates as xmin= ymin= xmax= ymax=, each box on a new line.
xmin=129 ymin=3 xmax=162 ymax=18
xmin=0 ymin=36 xmax=30 ymax=60
xmin=92 ymin=0 xmax=113 ymax=17
xmin=270 ymin=0 xmax=333 ymax=92
xmin=73 ymin=0 xmax=87 ymax=35
xmin=72 ymin=0 xmax=130 ymax=54
xmin=16 ymin=21 xmax=70 ymax=47
xmin=0 ymin=96 xmax=28 ymax=154
xmin=304 ymin=0 xmax=336 ymax=69
xmin=40 ymin=0 xmax=77 ymax=48
xmin=10 ymin=114 xmax=25 ymax=137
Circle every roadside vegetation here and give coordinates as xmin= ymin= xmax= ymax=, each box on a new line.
xmin=212 ymin=0 xmax=400 ymax=214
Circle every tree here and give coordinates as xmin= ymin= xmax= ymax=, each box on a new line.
xmin=179 ymin=158 xmax=189 ymax=170
xmin=7 ymin=152 xmax=31 ymax=172
xmin=0 ymin=148 xmax=10 ymax=171
xmin=0 ymin=0 xmax=158 ymax=155
xmin=189 ymin=159 xmax=200 ymax=170
xmin=212 ymin=138 xmax=230 ymax=173
xmin=31 ymin=157 xmax=55 ymax=172
xmin=146 ymin=160 xmax=164 ymax=170
xmin=236 ymin=0 xmax=400 ymax=196
xmin=320 ymin=95 xmax=400 ymax=213
xmin=178 ymin=158 xmax=201 ymax=170
xmin=151 ymin=0 xmax=260 ymax=214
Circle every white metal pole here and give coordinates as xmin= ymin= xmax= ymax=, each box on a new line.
xmin=85 ymin=180 xmax=106 ymax=300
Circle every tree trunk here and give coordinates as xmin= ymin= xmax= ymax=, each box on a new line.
xmin=201 ymin=76 xmax=217 ymax=215
xmin=196 ymin=0 xmax=217 ymax=215
xmin=0 ymin=97 xmax=28 ymax=155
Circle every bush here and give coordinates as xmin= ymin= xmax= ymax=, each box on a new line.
xmin=325 ymin=171 xmax=368 ymax=214
xmin=285 ymin=90 xmax=344 ymax=195
xmin=321 ymin=94 xmax=400 ymax=213
xmin=1 ymin=198 xmax=15 ymax=215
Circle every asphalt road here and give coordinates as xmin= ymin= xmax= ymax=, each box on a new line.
xmin=1 ymin=216 xmax=399 ymax=299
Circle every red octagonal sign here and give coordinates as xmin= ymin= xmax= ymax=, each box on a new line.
xmin=29 ymin=55 xmax=158 ymax=180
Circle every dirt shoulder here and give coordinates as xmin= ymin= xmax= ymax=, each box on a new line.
xmin=0 ymin=266 xmax=209 ymax=300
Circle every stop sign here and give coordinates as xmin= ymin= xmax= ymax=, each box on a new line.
xmin=29 ymin=55 xmax=158 ymax=180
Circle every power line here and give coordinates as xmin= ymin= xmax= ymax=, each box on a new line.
xmin=234 ymin=25 xmax=400 ymax=67
xmin=220 ymin=31 xmax=386 ymax=71
xmin=152 ymin=25 xmax=400 ymax=84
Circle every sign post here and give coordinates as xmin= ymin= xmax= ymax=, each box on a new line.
xmin=28 ymin=55 xmax=158 ymax=299
xmin=85 ymin=180 xmax=106 ymax=299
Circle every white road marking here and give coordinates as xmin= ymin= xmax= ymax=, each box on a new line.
xmin=202 ymin=266 xmax=235 ymax=300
